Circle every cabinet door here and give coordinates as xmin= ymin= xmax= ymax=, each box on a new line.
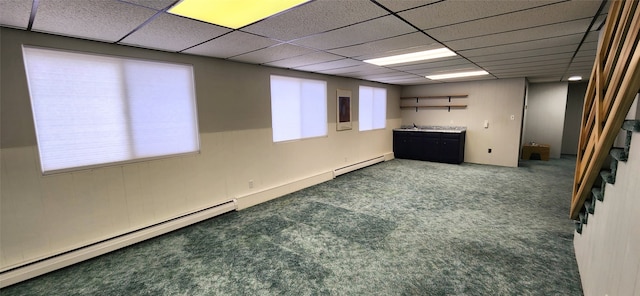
xmin=393 ymin=132 xmax=410 ymax=159
xmin=420 ymin=132 xmax=441 ymax=161
xmin=440 ymin=138 xmax=460 ymax=163
xmin=440 ymin=133 xmax=463 ymax=164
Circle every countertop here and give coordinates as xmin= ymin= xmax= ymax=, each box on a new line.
xmin=393 ymin=125 xmax=467 ymax=133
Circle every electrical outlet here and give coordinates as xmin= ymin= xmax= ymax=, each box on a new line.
xmin=488 ymin=148 xmax=492 ymax=153
xmin=249 ymin=180 xmax=254 ymax=188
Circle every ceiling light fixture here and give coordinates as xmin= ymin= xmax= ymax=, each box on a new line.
xmin=568 ymin=75 xmax=582 ymax=81
xmin=426 ymin=70 xmax=489 ymax=80
xmin=168 ymin=0 xmax=310 ymax=29
xmin=363 ymin=48 xmax=456 ymax=66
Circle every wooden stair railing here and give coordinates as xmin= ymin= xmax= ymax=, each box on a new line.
xmin=571 ymin=0 xmax=640 ymax=220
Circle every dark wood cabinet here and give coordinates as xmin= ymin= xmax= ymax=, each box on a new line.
xmin=393 ymin=130 xmax=465 ymax=164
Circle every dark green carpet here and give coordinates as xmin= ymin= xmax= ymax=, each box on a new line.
xmin=1 ymin=157 xmax=582 ymax=295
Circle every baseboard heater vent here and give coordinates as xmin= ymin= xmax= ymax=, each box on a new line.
xmin=0 ymin=199 xmax=237 ymax=288
xmin=333 ymin=155 xmax=385 ymax=177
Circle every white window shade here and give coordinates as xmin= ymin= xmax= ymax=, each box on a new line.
xmin=359 ymin=86 xmax=387 ymax=131
xmin=271 ymin=75 xmax=327 ymax=142
xmin=22 ymin=46 xmax=200 ymax=174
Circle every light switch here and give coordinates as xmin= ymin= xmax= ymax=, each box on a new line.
xmin=483 ymin=120 xmax=489 ymax=128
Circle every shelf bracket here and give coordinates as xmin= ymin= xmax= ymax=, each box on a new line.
xmin=448 ymin=106 xmax=451 ymax=112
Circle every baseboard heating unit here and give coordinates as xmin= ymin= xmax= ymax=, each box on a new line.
xmin=0 ymin=200 xmax=237 ymax=288
xmin=333 ymin=155 xmax=385 ymax=177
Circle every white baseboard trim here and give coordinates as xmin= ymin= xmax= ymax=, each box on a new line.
xmin=0 ymin=200 xmax=237 ymax=288
xmin=384 ymin=152 xmax=395 ymax=161
xmin=235 ymin=171 xmax=334 ymax=210
xmin=333 ymin=155 xmax=385 ymax=177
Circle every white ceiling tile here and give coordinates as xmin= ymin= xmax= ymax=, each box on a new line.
xmin=468 ymin=46 xmax=578 ymax=63
xmin=291 ymin=15 xmax=416 ymax=50
xmin=571 ymin=55 xmax=596 ymax=63
xmin=477 ymin=52 xmax=574 ymax=67
xmin=241 ymin=0 xmax=388 ymax=41
xmin=0 ymin=0 xmax=32 ymax=29
xmin=33 ymin=0 xmax=157 ymax=42
xmin=183 ymin=31 xmax=279 ymax=59
xmin=369 ymin=75 xmax=429 ymax=85
xmin=426 ymin=1 xmax=601 ymax=42
xmin=357 ymin=71 xmax=417 ymax=80
xmin=575 ymin=49 xmax=597 ymax=58
xmin=384 ymin=77 xmax=441 ymax=85
xmin=584 ymin=31 xmax=600 ymax=42
xmin=398 ymin=0 xmax=563 ymax=30
xmin=230 ymin=43 xmax=316 ymax=64
xmin=458 ymin=34 xmax=583 ymax=57
xmin=265 ymin=51 xmax=344 ymax=68
xmin=522 ymin=76 xmax=563 ymax=83
xmin=294 ymin=59 xmax=365 ymax=72
xmin=427 ymin=75 xmax=496 ymax=83
xmin=340 ymin=67 xmax=405 ymax=77
xmin=486 ymin=62 xmax=570 ymax=72
xmin=567 ymin=61 xmax=594 ymax=68
xmin=578 ymin=40 xmax=598 ymax=51
xmin=443 ymin=18 xmax=593 ymax=51
xmin=120 ymin=14 xmax=231 ymax=52
xmin=120 ymin=0 xmax=175 ymax=10
xmin=491 ymin=67 xmax=567 ymax=76
xmin=422 ymin=66 xmax=488 ymax=78
xmin=328 ymin=32 xmax=437 ymax=59
xmin=375 ymin=0 xmax=440 ymax=12
xmin=391 ymin=57 xmax=472 ymax=72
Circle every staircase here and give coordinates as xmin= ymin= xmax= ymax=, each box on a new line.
xmin=570 ymin=0 xmax=640 ymax=220
xmin=574 ymin=119 xmax=640 ymax=234
xmin=573 ymin=118 xmax=640 ymax=296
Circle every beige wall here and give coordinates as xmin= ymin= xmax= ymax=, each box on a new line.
xmin=523 ymin=82 xmax=569 ymax=159
xmin=0 ymin=28 xmax=401 ymax=270
xmin=401 ymin=78 xmax=527 ymax=167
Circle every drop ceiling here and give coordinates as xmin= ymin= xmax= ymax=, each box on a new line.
xmin=0 ymin=0 xmax=607 ymax=85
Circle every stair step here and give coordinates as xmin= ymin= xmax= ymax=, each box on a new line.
xmin=585 ymin=197 xmax=595 ymax=214
xmin=575 ymin=221 xmax=583 ymax=234
xmin=579 ymin=208 xmax=589 ymax=225
xmin=592 ymin=187 xmax=604 ymax=202
xmin=600 ymin=170 xmax=615 ymax=184
xmin=610 ymin=147 xmax=628 ymax=162
xmin=622 ymin=119 xmax=640 ymax=132
xmin=624 ymin=131 xmax=632 ymax=155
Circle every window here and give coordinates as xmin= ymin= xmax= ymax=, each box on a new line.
xmin=270 ymin=75 xmax=327 ymax=142
xmin=359 ymin=86 xmax=386 ymax=131
xmin=22 ymin=46 xmax=200 ymax=174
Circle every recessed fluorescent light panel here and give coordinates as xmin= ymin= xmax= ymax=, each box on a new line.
xmin=363 ymin=48 xmax=456 ymax=66
xmin=568 ymin=75 xmax=582 ymax=81
xmin=169 ymin=0 xmax=310 ymax=29
xmin=426 ymin=70 xmax=489 ymax=80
